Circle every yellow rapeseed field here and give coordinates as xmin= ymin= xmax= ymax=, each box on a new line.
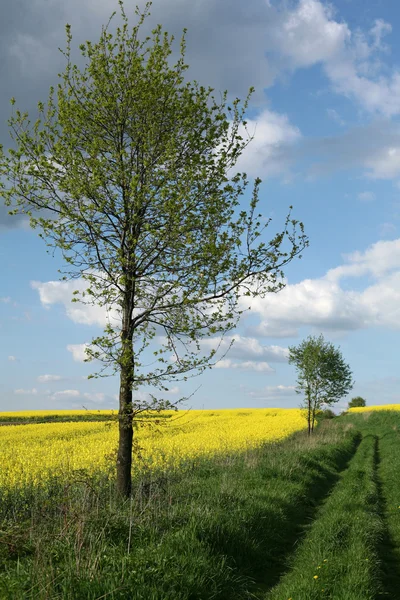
xmin=0 ymin=409 xmax=116 ymax=421
xmin=0 ymin=408 xmax=306 ymax=488
xmin=348 ymin=404 xmax=400 ymax=412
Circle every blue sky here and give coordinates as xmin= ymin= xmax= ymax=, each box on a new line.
xmin=2 ymin=0 xmax=400 ymax=413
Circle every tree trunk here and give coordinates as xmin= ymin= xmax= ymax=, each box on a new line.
xmin=116 ymin=361 xmax=134 ymax=497
xmin=116 ymin=294 xmax=134 ymax=498
xmin=307 ymin=389 xmax=312 ymax=436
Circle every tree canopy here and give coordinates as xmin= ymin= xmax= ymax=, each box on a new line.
xmin=0 ymin=0 xmax=308 ymax=496
xmin=288 ymin=334 xmax=354 ymax=434
xmin=348 ymin=396 xmax=367 ymax=408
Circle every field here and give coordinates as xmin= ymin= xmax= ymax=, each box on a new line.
xmin=1 ymin=407 xmax=400 ymax=599
xmin=0 ymin=408 xmax=306 ymax=488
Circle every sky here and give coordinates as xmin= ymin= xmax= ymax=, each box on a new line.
xmin=2 ymin=0 xmax=400 ymax=413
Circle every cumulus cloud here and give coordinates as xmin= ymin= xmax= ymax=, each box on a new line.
xmin=358 ymin=191 xmax=375 ymax=201
xmin=30 ymin=273 xmax=121 ymax=328
xmin=7 ymin=355 xmax=17 ymax=361
xmin=215 ymin=359 xmax=274 ymax=372
xmin=14 ymin=388 xmax=37 ymax=395
xmin=268 ymin=0 xmax=400 ymax=117
xmin=37 ymin=374 xmax=62 ymax=383
xmin=217 ymin=108 xmax=301 ymax=179
xmin=50 ymin=389 xmax=80 ymax=399
xmin=165 ymin=386 xmax=180 ymax=395
xmin=327 ymin=238 xmax=400 ymax=280
xmin=244 ymin=237 xmax=400 ymax=337
xmin=247 ymin=384 xmax=297 ymax=400
xmin=201 ymin=335 xmax=289 ymax=362
xmin=82 ymin=391 xmax=105 ymax=402
xmin=66 ymin=343 xmax=92 ymax=362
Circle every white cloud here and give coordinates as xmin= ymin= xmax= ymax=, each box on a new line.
xmin=219 ymin=108 xmax=301 ymax=179
xmin=327 ymin=238 xmax=400 ymax=280
xmin=82 ymin=391 xmax=106 ymax=402
xmin=272 ymin=0 xmax=350 ymax=69
xmin=0 ymin=296 xmax=11 ymax=303
xmin=243 ymin=237 xmax=400 ymax=337
xmin=14 ymin=388 xmax=37 ymax=395
xmin=165 ymin=386 xmax=180 ymax=395
xmin=66 ymin=343 xmax=92 ymax=363
xmin=37 ymin=374 xmax=62 ymax=383
xmin=7 ymin=355 xmax=17 ymax=361
xmin=30 ymin=272 xmax=121 ymax=328
xmin=358 ymin=191 xmax=375 ymax=201
xmin=269 ymin=0 xmax=399 ymax=117
xmin=248 ymin=384 xmax=297 ymax=399
xmin=365 ymin=146 xmax=400 ymax=179
xmin=50 ymin=389 xmax=80 ymax=399
xmin=215 ymin=359 xmax=274 ymax=372
xmin=201 ymin=335 xmax=289 ymax=362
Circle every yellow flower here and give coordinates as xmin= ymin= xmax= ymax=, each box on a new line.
xmin=0 ymin=408 xmax=308 ymax=489
xmin=323 ymin=559 xmax=328 ymax=562
xmin=314 ymin=575 xmax=319 ymax=580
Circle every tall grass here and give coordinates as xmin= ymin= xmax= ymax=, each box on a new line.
xmin=0 ymin=421 xmax=358 ymax=600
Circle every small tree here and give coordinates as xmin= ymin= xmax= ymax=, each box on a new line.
xmin=348 ymin=396 xmax=366 ymax=408
xmin=0 ymin=1 xmax=308 ymax=497
xmin=288 ymin=334 xmax=354 ymax=435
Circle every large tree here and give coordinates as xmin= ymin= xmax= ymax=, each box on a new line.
xmin=288 ymin=334 xmax=353 ymax=435
xmin=0 ymin=0 xmax=308 ymax=497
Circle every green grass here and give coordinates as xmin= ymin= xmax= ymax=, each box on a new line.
xmin=0 ymin=412 xmax=173 ymax=425
xmin=265 ymin=433 xmax=383 ymax=600
xmin=263 ymin=410 xmax=400 ymax=600
xmin=343 ymin=410 xmax=400 ymax=598
xmin=3 ymin=411 xmax=400 ymax=600
xmin=0 ymin=421 xmax=358 ymax=600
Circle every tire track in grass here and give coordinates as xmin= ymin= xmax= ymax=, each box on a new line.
xmin=264 ymin=434 xmax=384 ymax=600
xmin=375 ymin=431 xmax=400 ymax=599
xmin=245 ymin=432 xmax=361 ymax=597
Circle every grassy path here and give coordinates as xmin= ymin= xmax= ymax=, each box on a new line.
xmin=264 ymin=434 xmax=384 ymax=600
xmin=374 ymin=427 xmax=400 ymax=598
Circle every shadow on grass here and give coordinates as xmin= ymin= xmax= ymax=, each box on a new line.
xmin=373 ymin=437 xmax=400 ymax=600
xmin=194 ymin=432 xmax=362 ymax=598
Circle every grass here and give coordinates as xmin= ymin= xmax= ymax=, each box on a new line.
xmin=3 ymin=410 xmax=400 ymax=599
xmin=344 ymin=410 xmax=400 ymax=598
xmin=265 ymin=433 xmax=383 ymax=599
xmin=0 ymin=411 xmax=173 ymax=425
xmin=0 ymin=420 xmax=358 ymax=600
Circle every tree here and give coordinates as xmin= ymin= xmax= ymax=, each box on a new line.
xmin=288 ymin=334 xmax=353 ymax=435
xmin=348 ymin=396 xmax=366 ymax=408
xmin=0 ymin=0 xmax=308 ymax=497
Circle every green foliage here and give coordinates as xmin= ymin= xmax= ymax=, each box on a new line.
xmin=348 ymin=396 xmax=367 ymax=408
xmin=0 ymin=0 xmax=307 ymax=402
xmin=288 ymin=334 xmax=354 ymax=434
xmin=318 ymin=408 xmax=336 ymax=420
xmin=0 ymin=0 xmax=308 ymax=496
